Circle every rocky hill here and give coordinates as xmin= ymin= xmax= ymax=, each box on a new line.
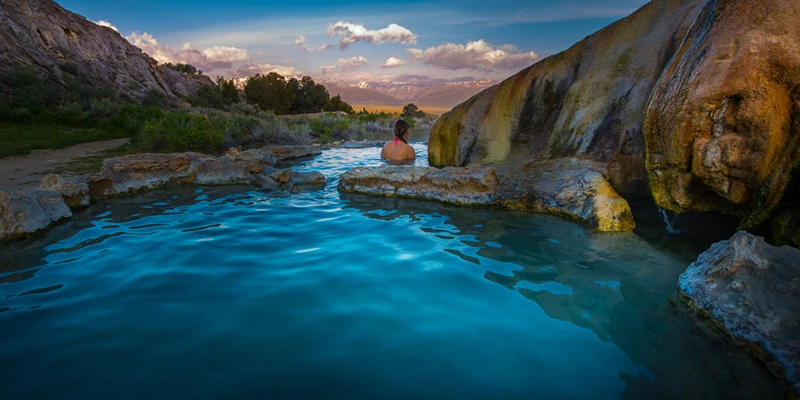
xmin=429 ymin=0 xmax=800 ymax=240
xmin=0 ymin=0 xmax=213 ymax=100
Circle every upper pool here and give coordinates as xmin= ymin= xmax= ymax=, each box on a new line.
xmin=0 ymin=145 xmax=784 ymax=399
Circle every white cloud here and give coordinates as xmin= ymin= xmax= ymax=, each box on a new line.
xmin=294 ymin=36 xmax=314 ymax=52
xmin=326 ymin=21 xmax=417 ymax=50
xmin=126 ymin=32 xmax=249 ymax=72
xmin=407 ymin=40 xmax=539 ymax=71
xmin=381 ymin=56 xmax=406 ymax=69
xmin=233 ymin=63 xmax=304 ymax=78
xmin=93 ymin=20 xmax=119 ymax=33
xmin=317 ymin=44 xmax=336 ymax=51
xmin=320 ymin=56 xmax=369 ymax=74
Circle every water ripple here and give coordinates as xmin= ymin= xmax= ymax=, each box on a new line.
xmin=0 ymin=145 xmax=785 ymax=399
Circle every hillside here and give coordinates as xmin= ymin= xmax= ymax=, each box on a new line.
xmin=0 ymin=0 xmax=212 ymax=100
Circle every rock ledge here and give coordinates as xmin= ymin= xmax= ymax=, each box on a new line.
xmin=679 ymin=231 xmax=800 ymax=396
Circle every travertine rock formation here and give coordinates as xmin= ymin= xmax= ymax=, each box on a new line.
xmin=428 ymin=0 xmax=800 ymax=232
xmin=645 ymin=0 xmax=800 ymax=228
xmin=429 ymin=0 xmax=706 ymax=198
xmin=339 ymin=163 xmax=634 ymax=231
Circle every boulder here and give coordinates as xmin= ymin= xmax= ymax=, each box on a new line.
xmin=39 ymin=174 xmax=90 ymax=208
xmin=679 ymin=231 xmax=800 ymax=396
xmin=0 ymin=189 xmax=71 ymax=242
xmin=97 ymin=153 xmax=196 ymax=195
xmin=339 ymin=166 xmax=499 ymax=206
xmin=270 ymin=170 xmax=327 ymax=188
xmin=499 ymin=161 xmax=635 ymax=232
xmin=193 ymin=157 xmax=258 ymax=185
xmin=263 ymin=145 xmax=322 ymax=161
xmin=645 ymin=0 xmax=800 ymax=227
xmin=236 ymin=148 xmax=278 ymax=167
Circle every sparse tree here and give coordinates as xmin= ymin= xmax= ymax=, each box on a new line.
xmin=402 ymin=103 xmax=425 ymax=118
xmin=163 ymin=63 xmax=202 ymax=75
xmin=243 ymin=72 xmax=295 ymax=115
xmin=217 ymin=76 xmax=240 ymax=104
xmin=326 ymin=95 xmax=354 ymax=114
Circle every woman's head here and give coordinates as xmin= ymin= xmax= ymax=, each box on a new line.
xmin=394 ymin=119 xmax=410 ymax=139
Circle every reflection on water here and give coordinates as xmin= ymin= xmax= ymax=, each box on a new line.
xmin=0 ymin=146 xmax=785 ymax=399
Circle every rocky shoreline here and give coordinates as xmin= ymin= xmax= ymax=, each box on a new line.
xmin=0 ymin=145 xmax=325 ymax=243
xmin=339 ymin=160 xmax=635 ymax=232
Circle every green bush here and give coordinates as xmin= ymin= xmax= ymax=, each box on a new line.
xmin=138 ymin=112 xmax=225 ymax=154
xmin=40 ymin=101 xmax=89 ymax=126
xmin=231 ymin=102 xmax=258 ymax=115
xmin=163 ymin=63 xmax=202 ymax=75
xmin=189 ymin=85 xmax=226 ymax=110
xmin=8 ymin=107 xmax=34 ymax=123
xmin=89 ymin=98 xmax=119 ymax=119
xmin=95 ymin=104 xmax=164 ymax=136
xmin=142 ymin=89 xmax=174 ymax=108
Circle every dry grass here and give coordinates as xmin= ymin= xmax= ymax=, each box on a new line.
xmin=350 ymin=104 xmax=452 ymax=116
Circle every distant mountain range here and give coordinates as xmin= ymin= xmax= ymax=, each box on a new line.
xmin=324 ymin=79 xmax=496 ymax=109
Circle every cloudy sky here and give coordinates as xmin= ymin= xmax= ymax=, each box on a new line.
xmin=60 ymin=0 xmax=649 ymax=84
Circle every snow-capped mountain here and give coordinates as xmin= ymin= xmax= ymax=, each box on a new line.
xmin=326 ymin=78 xmax=496 ymax=109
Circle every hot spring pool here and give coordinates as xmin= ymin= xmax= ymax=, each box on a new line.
xmin=0 ymin=145 xmax=785 ymax=399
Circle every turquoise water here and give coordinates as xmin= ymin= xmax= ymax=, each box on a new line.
xmin=0 ymin=145 xmax=784 ymax=399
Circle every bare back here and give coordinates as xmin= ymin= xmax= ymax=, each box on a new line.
xmin=381 ymin=139 xmax=416 ymax=161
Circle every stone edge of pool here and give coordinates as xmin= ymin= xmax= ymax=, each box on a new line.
xmin=0 ymin=145 xmax=325 ymax=243
xmin=1 ymin=146 xmax=798 ymax=398
xmin=337 ymin=160 xmax=635 ymax=232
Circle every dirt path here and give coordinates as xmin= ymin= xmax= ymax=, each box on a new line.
xmin=0 ymin=139 xmax=129 ymax=191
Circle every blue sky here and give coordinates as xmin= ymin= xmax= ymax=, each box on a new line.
xmin=58 ymin=0 xmax=649 ymax=83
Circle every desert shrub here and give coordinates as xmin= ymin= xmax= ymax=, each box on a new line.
xmin=231 ymin=102 xmax=258 ymax=116
xmin=142 ymin=89 xmax=174 ymax=108
xmin=308 ymin=113 xmax=359 ymax=142
xmin=138 ymin=112 xmax=225 ymax=154
xmin=221 ymin=114 xmax=262 ymax=147
xmin=89 ymin=98 xmax=119 ymax=119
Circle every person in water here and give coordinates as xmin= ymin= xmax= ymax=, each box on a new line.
xmin=381 ymin=119 xmax=416 ymax=163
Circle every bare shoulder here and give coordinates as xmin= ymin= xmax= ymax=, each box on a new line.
xmin=406 ymin=143 xmax=416 ymax=159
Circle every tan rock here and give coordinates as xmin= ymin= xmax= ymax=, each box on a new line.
xmin=98 ymin=153 xmax=196 ymax=195
xmin=39 ymin=174 xmax=89 ymax=208
xmin=263 ymin=145 xmax=322 ymax=161
xmin=270 ymin=170 xmax=326 ymax=188
xmin=0 ymin=189 xmax=70 ymax=242
xmin=339 ymin=166 xmax=499 ymax=205
xmin=338 ymin=164 xmax=634 ymax=231
xmin=645 ymin=0 xmax=800 ymax=227
xmin=500 ymin=161 xmax=635 ymax=232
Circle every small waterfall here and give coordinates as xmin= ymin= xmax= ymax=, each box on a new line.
xmin=658 ymin=207 xmax=681 ymax=234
